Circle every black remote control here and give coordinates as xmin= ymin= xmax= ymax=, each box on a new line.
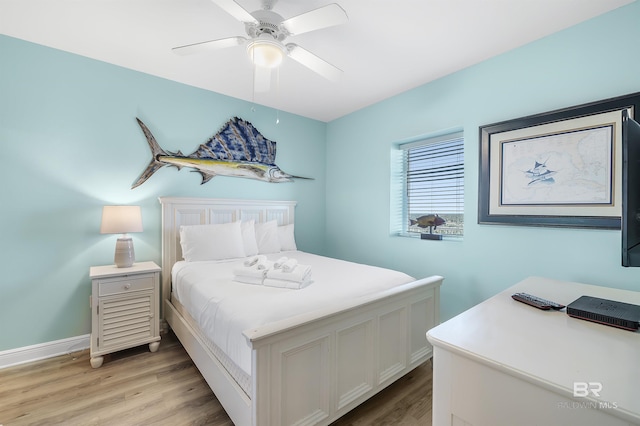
xmin=511 ymin=292 xmax=565 ymax=310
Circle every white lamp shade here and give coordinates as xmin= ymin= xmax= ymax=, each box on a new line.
xmin=100 ymin=206 xmax=143 ymax=234
xmin=101 ymin=206 xmax=143 ymax=268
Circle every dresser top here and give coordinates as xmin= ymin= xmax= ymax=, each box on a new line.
xmin=90 ymin=261 xmax=160 ymax=279
xmin=427 ymin=276 xmax=640 ymax=422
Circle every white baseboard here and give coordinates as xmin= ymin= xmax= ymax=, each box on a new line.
xmin=0 ymin=334 xmax=90 ymax=370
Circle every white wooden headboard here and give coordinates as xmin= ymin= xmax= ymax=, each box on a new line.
xmin=158 ymin=197 xmax=297 ymax=314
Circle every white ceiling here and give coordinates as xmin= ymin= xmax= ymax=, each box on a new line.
xmin=1 ymin=0 xmax=634 ymax=122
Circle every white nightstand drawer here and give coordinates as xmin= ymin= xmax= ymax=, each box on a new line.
xmin=98 ymin=275 xmax=154 ymax=296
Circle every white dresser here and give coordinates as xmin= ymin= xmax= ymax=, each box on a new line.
xmin=427 ymin=276 xmax=640 ymax=426
xmin=89 ymin=261 xmax=161 ymax=368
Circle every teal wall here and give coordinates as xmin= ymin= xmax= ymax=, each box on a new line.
xmin=2 ymin=1 xmax=640 ymax=353
xmin=0 ymin=35 xmax=326 ymax=351
xmin=325 ymin=1 xmax=640 ymax=321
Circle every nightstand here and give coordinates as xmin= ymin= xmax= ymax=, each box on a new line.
xmin=89 ymin=261 xmax=161 ymax=368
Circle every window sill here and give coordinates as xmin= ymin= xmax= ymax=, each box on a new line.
xmin=396 ymin=232 xmax=463 ymax=242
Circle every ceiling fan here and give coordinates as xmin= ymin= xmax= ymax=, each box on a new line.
xmin=172 ymin=0 xmax=348 ymax=82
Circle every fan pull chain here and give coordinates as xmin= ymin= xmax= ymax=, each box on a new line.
xmin=251 ymin=51 xmax=256 ymax=112
xmin=275 ymin=66 xmax=280 ymax=124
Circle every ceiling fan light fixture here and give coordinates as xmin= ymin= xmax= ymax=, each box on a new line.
xmin=247 ymin=38 xmax=285 ymax=68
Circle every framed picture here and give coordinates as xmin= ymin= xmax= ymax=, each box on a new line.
xmin=479 ymin=92 xmax=640 ymax=228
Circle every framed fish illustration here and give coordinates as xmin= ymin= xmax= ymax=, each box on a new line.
xmin=132 ymin=117 xmax=312 ymax=188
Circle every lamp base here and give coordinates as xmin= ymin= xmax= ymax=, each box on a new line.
xmin=114 ymin=236 xmax=135 ymax=268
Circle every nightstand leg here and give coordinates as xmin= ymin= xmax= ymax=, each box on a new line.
xmin=90 ymin=356 xmax=104 ymax=368
xmin=149 ymin=341 xmax=160 ymax=353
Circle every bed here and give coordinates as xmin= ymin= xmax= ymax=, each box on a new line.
xmin=159 ymin=197 xmax=443 ymax=426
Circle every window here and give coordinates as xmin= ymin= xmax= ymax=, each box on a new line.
xmin=399 ymin=132 xmax=464 ymax=238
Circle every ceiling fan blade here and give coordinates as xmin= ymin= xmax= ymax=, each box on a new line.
xmin=172 ymin=36 xmax=247 ymax=55
xmin=286 ymin=43 xmax=342 ymax=82
xmin=210 ymin=0 xmax=258 ymax=24
xmin=280 ymin=3 xmax=348 ymax=35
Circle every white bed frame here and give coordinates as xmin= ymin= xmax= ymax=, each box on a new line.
xmin=159 ymin=197 xmax=443 ymax=426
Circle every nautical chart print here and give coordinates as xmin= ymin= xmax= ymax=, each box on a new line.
xmin=499 ymin=125 xmax=614 ymax=206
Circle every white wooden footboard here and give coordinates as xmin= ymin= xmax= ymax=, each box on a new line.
xmin=248 ymin=275 xmax=442 ymax=426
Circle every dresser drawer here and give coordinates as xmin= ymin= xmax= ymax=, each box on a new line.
xmin=98 ymin=275 xmax=154 ymax=297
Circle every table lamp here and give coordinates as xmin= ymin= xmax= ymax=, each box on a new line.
xmin=100 ymin=205 xmax=143 ymax=268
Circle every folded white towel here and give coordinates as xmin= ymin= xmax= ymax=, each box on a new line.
xmin=256 ymin=259 xmax=275 ymax=270
xmin=264 ymin=278 xmax=311 ymax=289
xmin=244 ymin=255 xmax=267 ymax=267
xmin=233 ymin=266 xmax=266 ymax=279
xmin=274 ymin=256 xmax=289 ymax=269
xmin=233 ymin=275 xmax=264 ymax=286
xmin=265 ymin=264 xmax=312 ymax=283
xmin=281 ymin=258 xmax=298 ymax=272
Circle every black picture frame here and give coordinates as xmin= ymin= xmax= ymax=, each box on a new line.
xmin=478 ymin=92 xmax=640 ymax=229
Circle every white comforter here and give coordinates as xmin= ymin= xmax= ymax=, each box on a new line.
xmin=171 ymin=251 xmax=415 ymax=376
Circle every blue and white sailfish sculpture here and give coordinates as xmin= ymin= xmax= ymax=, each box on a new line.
xmin=132 ymin=117 xmax=312 ymax=188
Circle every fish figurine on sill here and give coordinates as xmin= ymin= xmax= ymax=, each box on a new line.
xmin=132 ymin=117 xmax=312 ymax=188
xmin=410 ymin=214 xmax=446 ymax=234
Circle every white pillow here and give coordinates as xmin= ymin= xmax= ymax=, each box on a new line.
xmin=254 ymin=220 xmax=281 ymax=254
xmin=241 ymin=220 xmax=259 ymax=256
xmin=278 ymin=224 xmax=297 ymax=251
xmin=179 ymin=221 xmax=245 ymax=262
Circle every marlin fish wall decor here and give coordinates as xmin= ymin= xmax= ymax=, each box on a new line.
xmin=131 ymin=117 xmax=312 ymax=188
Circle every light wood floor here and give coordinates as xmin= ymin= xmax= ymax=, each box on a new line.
xmin=0 ymin=332 xmax=433 ymax=425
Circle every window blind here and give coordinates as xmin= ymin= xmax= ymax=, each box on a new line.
xmin=401 ymin=133 xmax=464 ymax=236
